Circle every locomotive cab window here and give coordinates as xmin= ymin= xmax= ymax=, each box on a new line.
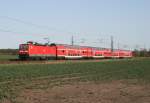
xmin=19 ymin=44 xmax=28 ymax=50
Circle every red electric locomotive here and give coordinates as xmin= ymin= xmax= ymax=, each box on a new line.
xmin=19 ymin=41 xmax=133 ymax=60
xmin=19 ymin=42 xmax=56 ymax=60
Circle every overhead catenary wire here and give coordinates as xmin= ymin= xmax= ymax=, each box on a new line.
xmin=0 ymin=15 xmax=76 ymax=44
xmin=0 ymin=28 xmax=50 ymax=37
xmin=0 ymin=15 xmax=74 ymax=34
xmin=0 ymin=28 xmax=19 ymax=34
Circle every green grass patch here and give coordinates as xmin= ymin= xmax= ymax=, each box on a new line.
xmin=0 ymin=58 xmax=150 ymax=82
xmin=0 ymin=54 xmax=18 ymax=61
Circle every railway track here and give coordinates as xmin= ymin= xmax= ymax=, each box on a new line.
xmin=0 ymin=59 xmax=106 ymax=65
xmin=0 ymin=58 xmax=132 ymax=65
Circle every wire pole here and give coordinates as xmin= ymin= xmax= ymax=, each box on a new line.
xmin=71 ymin=35 xmax=74 ymax=45
xmin=111 ymin=36 xmax=114 ymax=52
xmin=118 ymin=42 xmax=120 ymax=50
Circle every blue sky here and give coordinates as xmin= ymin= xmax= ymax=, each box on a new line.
xmin=0 ymin=0 xmax=150 ymax=49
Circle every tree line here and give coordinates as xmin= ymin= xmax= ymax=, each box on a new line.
xmin=133 ymin=49 xmax=150 ymax=57
xmin=0 ymin=49 xmax=18 ymax=55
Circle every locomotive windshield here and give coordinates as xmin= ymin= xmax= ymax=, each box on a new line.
xmin=19 ymin=44 xmax=28 ymax=50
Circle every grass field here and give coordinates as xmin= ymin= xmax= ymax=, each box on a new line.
xmin=0 ymin=58 xmax=150 ymax=102
xmin=0 ymin=54 xmax=18 ymax=61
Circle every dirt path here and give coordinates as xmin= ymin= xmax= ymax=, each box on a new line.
xmin=9 ymin=80 xmax=150 ymax=103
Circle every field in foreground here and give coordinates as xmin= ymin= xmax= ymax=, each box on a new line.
xmin=0 ymin=58 xmax=150 ymax=103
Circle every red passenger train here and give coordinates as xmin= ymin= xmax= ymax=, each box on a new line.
xmin=19 ymin=41 xmax=133 ymax=60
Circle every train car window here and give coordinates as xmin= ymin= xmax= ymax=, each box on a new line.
xmin=82 ymin=51 xmax=85 ymax=53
